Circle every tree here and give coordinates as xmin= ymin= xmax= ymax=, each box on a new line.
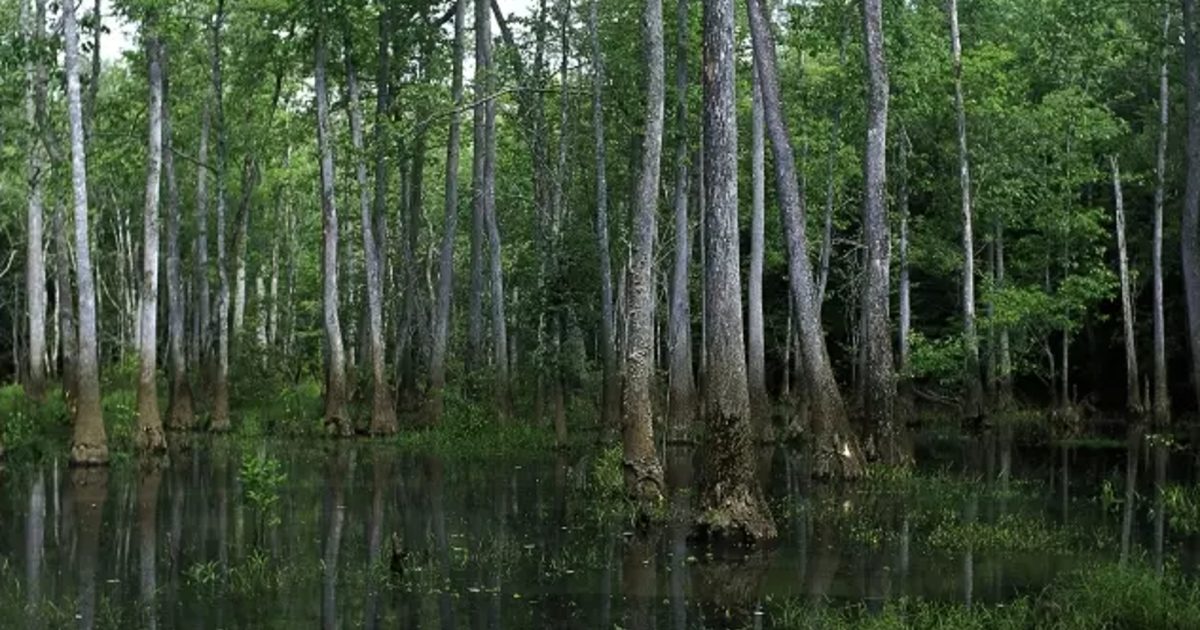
xmin=135 ymin=22 xmax=167 ymax=453
xmin=747 ymin=57 xmax=769 ymax=432
xmin=314 ymin=14 xmax=351 ymax=436
xmin=948 ymin=0 xmax=985 ymax=419
xmin=467 ymin=0 xmax=489 ymax=378
xmin=590 ymin=0 xmax=619 ymax=434
xmin=163 ymin=43 xmax=194 ymax=431
xmin=23 ymin=0 xmax=47 ymax=401
xmin=667 ymin=0 xmax=696 ymax=441
xmin=1184 ymin=0 xmax=1200 ymax=413
xmin=622 ymin=0 xmax=666 ymax=514
xmin=694 ymin=0 xmax=775 ymax=542
xmin=1109 ymin=156 xmax=1143 ymax=417
xmin=64 ymin=0 xmax=108 ymax=465
xmin=210 ymin=0 xmax=231 ymax=432
xmin=1152 ymin=6 xmax=1171 ymax=423
xmin=745 ymin=0 xmax=864 ymax=479
xmin=860 ymin=0 xmax=905 ymax=464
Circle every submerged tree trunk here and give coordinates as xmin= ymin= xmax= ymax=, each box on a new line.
xmin=590 ymin=0 xmax=620 ymax=436
xmin=694 ymin=0 xmax=776 ymax=543
xmin=747 ymin=60 xmax=769 ymax=433
xmin=345 ymin=30 xmax=397 ymax=435
xmin=210 ymin=0 xmax=232 ymax=432
xmin=1153 ymin=8 xmax=1171 ymax=423
xmin=1184 ymin=0 xmax=1200 ymax=414
xmin=622 ymin=0 xmax=666 ymax=514
xmin=746 ymin=0 xmax=864 ymax=479
xmin=24 ymin=0 xmax=48 ymax=401
xmin=314 ymin=19 xmax=351 ymax=436
xmin=1109 ymin=156 xmax=1144 ymax=417
xmin=135 ymin=26 xmax=167 ymax=453
xmin=861 ymin=0 xmax=904 ymax=465
xmin=163 ymin=50 xmax=194 ymax=431
xmin=429 ymin=0 xmax=466 ymax=425
xmin=64 ymin=0 xmax=108 ymax=465
xmin=949 ymin=0 xmax=984 ymax=419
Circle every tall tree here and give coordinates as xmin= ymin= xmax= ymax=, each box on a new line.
xmin=345 ymin=25 xmax=397 ymax=435
xmin=948 ymin=0 xmax=984 ymax=419
xmin=467 ymin=0 xmax=489 ymax=377
xmin=1109 ymin=156 xmax=1143 ymax=417
xmin=746 ymin=0 xmax=864 ymax=478
xmin=314 ymin=15 xmax=351 ymax=436
xmin=1153 ymin=7 xmax=1171 ymax=423
xmin=23 ymin=0 xmax=48 ymax=401
xmin=590 ymin=0 xmax=619 ymax=434
xmin=163 ymin=45 xmax=194 ymax=430
xmin=747 ymin=60 xmax=769 ymax=431
xmin=135 ymin=23 xmax=167 ymax=453
xmin=667 ymin=0 xmax=696 ymax=440
xmin=194 ymin=101 xmax=211 ymax=376
xmin=1184 ymin=0 xmax=1200 ymax=413
xmin=694 ymin=0 xmax=775 ymax=541
xmin=622 ymin=0 xmax=667 ymax=514
xmin=63 ymin=0 xmax=108 ymax=465
xmin=210 ymin=0 xmax=232 ymax=431
xmin=861 ymin=0 xmax=904 ymax=464
xmin=429 ymin=0 xmax=467 ymax=425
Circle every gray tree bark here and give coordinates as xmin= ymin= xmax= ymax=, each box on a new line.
xmin=429 ymin=0 xmax=467 ymax=425
xmin=345 ymin=31 xmax=397 ymax=435
xmin=135 ymin=25 xmax=167 ymax=453
xmin=897 ymin=127 xmax=913 ymax=415
xmin=861 ymin=0 xmax=905 ymax=465
xmin=1153 ymin=8 xmax=1171 ymax=423
xmin=747 ymin=59 xmax=769 ymax=434
xmin=210 ymin=0 xmax=231 ymax=431
xmin=590 ymin=0 xmax=620 ymax=436
xmin=1185 ymin=0 xmax=1200 ymax=414
xmin=467 ymin=0 xmax=489 ymax=379
xmin=314 ymin=18 xmax=351 ymax=436
xmin=948 ymin=0 xmax=984 ymax=419
xmin=23 ymin=0 xmax=48 ymax=401
xmin=622 ymin=0 xmax=667 ymax=514
xmin=746 ymin=0 xmax=864 ymax=479
xmin=63 ymin=0 xmax=108 ymax=465
xmin=194 ymin=101 xmax=211 ymax=374
xmin=1109 ymin=156 xmax=1144 ymax=417
xmin=694 ymin=0 xmax=775 ymax=542
xmin=55 ymin=202 xmax=78 ymax=403
xmin=163 ymin=47 xmax=195 ymax=431
xmin=667 ymin=0 xmax=697 ymax=441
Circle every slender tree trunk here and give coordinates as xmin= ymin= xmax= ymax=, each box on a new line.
xmin=429 ymin=0 xmax=466 ymax=425
xmin=210 ymin=0 xmax=231 ymax=431
xmin=590 ymin=0 xmax=620 ymax=436
xmin=861 ymin=0 xmax=904 ymax=465
xmin=667 ymin=0 xmax=697 ymax=441
xmin=897 ymin=127 xmax=913 ymax=416
xmin=547 ymin=0 xmax=571 ymax=440
xmin=1184 ymin=0 xmax=1200 ymax=414
xmin=746 ymin=0 xmax=864 ymax=479
xmin=1109 ymin=156 xmax=1144 ymax=417
xmin=996 ymin=222 xmax=1012 ymax=406
xmin=345 ymin=31 xmax=397 ymax=435
xmin=817 ymin=23 xmax=849 ymax=310
xmin=949 ymin=0 xmax=984 ymax=419
xmin=24 ymin=0 xmax=48 ymax=401
xmin=195 ymin=101 xmax=211 ymax=377
xmin=695 ymin=0 xmax=776 ymax=543
xmin=747 ymin=59 xmax=769 ymax=433
xmin=55 ymin=202 xmax=78 ymax=403
xmin=1153 ymin=8 xmax=1171 ymax=423
xmin=622 ymin=0 xmax=667 ymax=514
xmin=163 ymin=49 xmax=194 ymax=431
xmin=63 ymin=0 xmax=108 ymax=465
xmin=135 ymin=25 xmax=167 ymax=453
xmin=314 ymin=18 xmax=351 ymax=436
xmin=467 ymin=0 xmax=489 ymax=380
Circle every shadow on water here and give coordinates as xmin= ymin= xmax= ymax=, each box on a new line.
xmin=1 ymin=426 xmax=1199 ymax=627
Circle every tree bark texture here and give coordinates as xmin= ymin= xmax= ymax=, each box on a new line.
xmin=136 ymin=26 xmax=167 ymax=453
xmin=747 ymin=59 xmax=769 ymax=433
xmin=162 ymin=48 xmax=195 ymax=431
xmin=1153 ymin=8 xmax=1171 ymax=423
xmin=210 ymin=0 xmax=232 ymax=431
xmin=667 ymin=0 xmax=697 ymax=441
xmin=590 ymin=0 xmax=620 ymax=436
xmin=24 ymin=0 xmax=48 ymax=400
xmin=468 ymin=0 xmax=489 ymax=378
xmin=1109 ymin=156 xmax=1144 ymax=417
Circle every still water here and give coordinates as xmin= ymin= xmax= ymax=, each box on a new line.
xmin=0 ymin=430 xmax=1197 ymax=628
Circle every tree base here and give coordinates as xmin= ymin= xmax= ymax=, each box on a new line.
xmin=368 ymin=388 xmax=399 ymax=436
xmin=70 ymin=441 xmax=110 ymax=466
xmin=693 ymin=489 xmax=778 ymax=545
xmin=811 ymin=429 xmax=865 ymax=480
xmin=624 ymin=455 xmax=665 ymax=523
xmin=167 ymin=381 xmax=196 ymax=431
xmin=136 ymin=425 xmax=168 ymax=454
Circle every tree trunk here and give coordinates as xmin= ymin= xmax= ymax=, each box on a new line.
xmin=590 ymin=0 xmax=620 ymax=437
xmin=210 ymin=0 xmax=231 ymax=431
xmin=1153 ymin=7 xmax=1171 ymax=423
xmin=996 ymin=222 xmax=1012 ymax=407
xmin=135 ymin=26 xmax=167 ymax=453
xmin=1184 ymin=0 xmax=1200 ymax=414
xmin=747 ymin=59 xmax=769 ymax=434
xmin=861 ymin=0 xmax=904 ymax=465
xmin=1109 ymin=156 xmax=1144 ymax=417
xmin=667 ymin=0 xmax=697 ymax=442
xmin=63 ymin=0 xmax=108 ymax=465
xmin=694 ymin=0 xmax=775 ymax=543
xmin=345 ymin=31 xmax=397 ymax=435
xmin=817 ymin=22 xmax=848 ymax=311
xmin=162 ymin=48 xmax=194 ymax=431
xmin=314 ymin=18 xmax=351 ymax=436
xmin=746 ymin=0 xmax=864 ymax=479
xmin=547 ymin=0 xmax=571 ymax=439
xmin=195 ymin=101 xmax=211 ymax=377
xmin=55 ymin=202 xmax=78 ymax=403
xmin=948 ymin=0 xmax=984 ymax=419
xmin=622 ymin=0 xmax=667 ymax=515
xmin=23 ymin=0 xmax=48 ymax=401
xmin=897 ymin=127 xmax=913 ymax=416
xmin=467 ymin=0 xmax=489 ymax=380
xmin=429 ymin=0 xmax=466 ymax=425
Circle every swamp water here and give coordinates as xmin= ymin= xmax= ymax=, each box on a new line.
xmin=1 ymin=430 xmax=1198 ymax=628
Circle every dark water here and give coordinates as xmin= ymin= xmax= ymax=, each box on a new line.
xmin=1 ymin=430 xmax=1198 ymax=629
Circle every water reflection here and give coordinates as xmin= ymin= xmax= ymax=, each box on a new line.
xmin=0 ymin=432 xmax=1195 ymax=627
